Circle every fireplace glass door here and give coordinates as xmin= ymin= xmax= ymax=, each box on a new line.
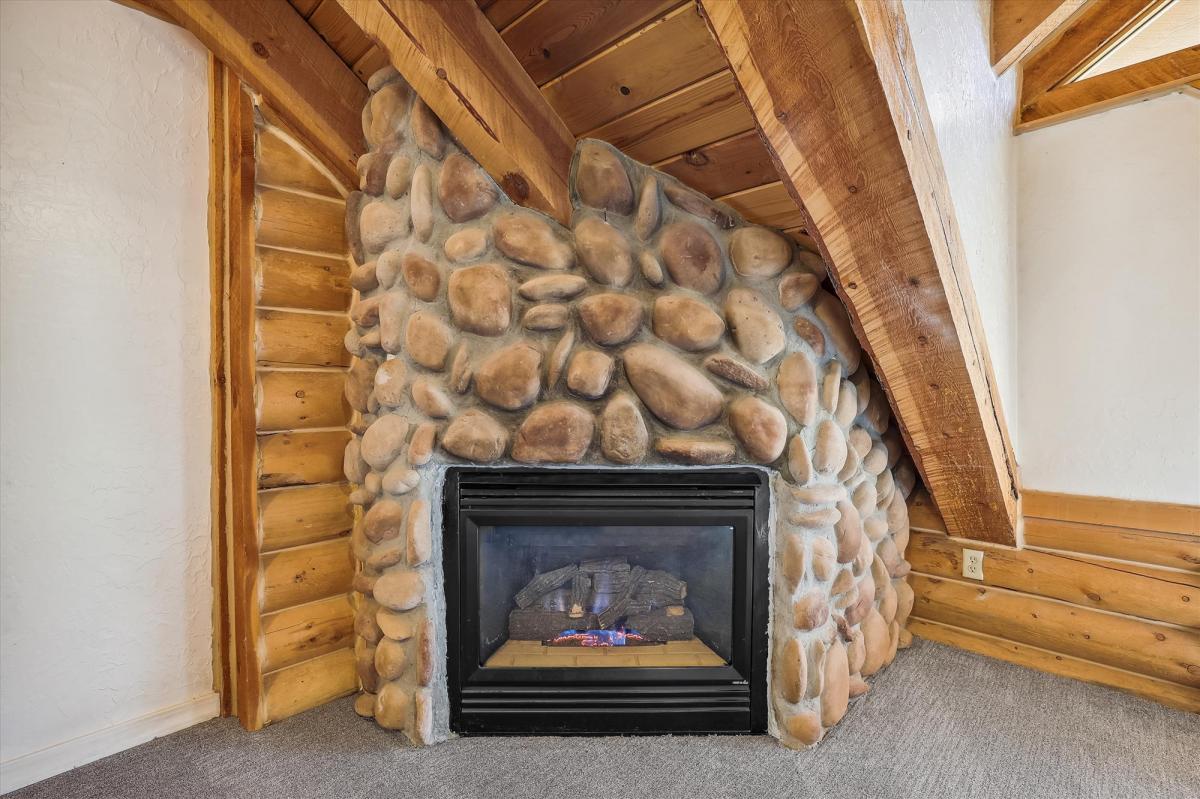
xmin=478 ymin=522 xmax=734 ymax=668
xmin=444 ymin=468 xmax=769 ymax=735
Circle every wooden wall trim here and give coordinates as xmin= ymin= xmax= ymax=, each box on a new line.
xmin=207 ymin=55 xmax=234 ymax=718
xmin=224 ymin=78 xmax=266 ymax=731
xmin=1023 ymin=490 xmax=1200 ymax=536
xmin=700 ymin=0 xmax=1021 ymax=545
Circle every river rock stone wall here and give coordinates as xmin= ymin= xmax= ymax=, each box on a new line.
xmin=343 ymin=67 xmax=916 ymax=748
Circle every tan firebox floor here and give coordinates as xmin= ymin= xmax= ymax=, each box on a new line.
xmin=484 ymin=637 xmax=726 ymax=668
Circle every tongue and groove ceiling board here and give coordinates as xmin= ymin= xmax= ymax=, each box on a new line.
xmin=478 ymin=0 xmax=812 ymax=238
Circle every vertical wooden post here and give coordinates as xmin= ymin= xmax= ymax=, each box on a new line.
xmin=222 ymin=76 xmax=267 ymax=730
xmin=207 ymin=54 xmax=234 ymax=717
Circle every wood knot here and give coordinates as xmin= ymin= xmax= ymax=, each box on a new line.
xmin=501 ymin=172 xmax=530 ymax=203
xmin=436 ymin=67 xmax=447 ymax=80
xmin=252 ymin=42 xmax=270 ymax=58
xmin=684 ymin=149 xmax=709 ymax=167
xmin=1086 ymin=592 xmax=1100 ymax=602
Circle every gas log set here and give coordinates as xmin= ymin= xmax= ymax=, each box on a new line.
xmin=508 ymin=557 xmax=694 ymax=645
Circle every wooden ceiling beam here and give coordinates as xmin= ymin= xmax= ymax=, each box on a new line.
xmin=130 ymin=0 xmax=366 ymax=186
xmin=336 ymin=0 xmax=576 ymax=225
xmin=1019 ymin=0 xmax=1165 ymax=101
xmin=700 ymin=0 xmax=1021 ymax=545
xmin=991 ymin=0 xmax=1087 ymax=74
xmin=1018 ymin=44 xmax=1200 ymax=132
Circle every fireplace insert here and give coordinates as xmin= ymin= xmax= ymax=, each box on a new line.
xmin=443 ymin=468 xmax=769 ymax=735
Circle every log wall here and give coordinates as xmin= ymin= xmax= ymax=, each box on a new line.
xmin=906 ymin=489 xmax=1200 ymax=713
xmin=251 ymin=110 xmax=356 ymax=728
xmin=217 ymin=80 xmax=356 ymax=730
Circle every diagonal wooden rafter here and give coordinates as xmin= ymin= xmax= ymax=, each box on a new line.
xmin=129 ymin=0 xmax=368 ymax=186
xmin=1020 ymin=0 xmax=1167 ymax=100
xmin=700 ymin=0 xmax=1021 ymax=545
xmin=1019 ymin=44 xmax=1200 ymax=131
xmin=991 ymin=0 xmax=1088 ymax=74
xmin=335 ymin=0 xmax=577 ymax=224
xmin=1016 ymin=0 xmax=1199 ymax=131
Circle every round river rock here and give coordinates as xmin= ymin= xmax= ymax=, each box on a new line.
xmin=474 ymin=340 xmax=543 ymax=410
xmin=652 ymin=295 xmax=725 ymax=351
xmin=448 ymin=264 xmax=511 ymax=336
xmin=659 ymin=221 xmax=723 ymax=295
xmin=622 ymin=343 xmax=723 ymax=430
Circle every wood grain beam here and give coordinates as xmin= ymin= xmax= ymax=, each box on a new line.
xmin=336 ymin=0 xmax=576 ymax=224
xmin=135 ymin=0 xmax=367 ymax=186
xmin=1017 ymin=44 xmax=1200 ymax=132
xmin=701 ymin=0 xmax=1021 ymax=545
xmin=990 ymin=0 xmax=1086 ymax=74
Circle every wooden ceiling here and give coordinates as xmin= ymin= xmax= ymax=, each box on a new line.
xmin=287 ymin=0 xmax=809 ymax=238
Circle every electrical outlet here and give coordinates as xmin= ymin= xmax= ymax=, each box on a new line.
xmin=963 ymin=549 xmax=985 ymax=580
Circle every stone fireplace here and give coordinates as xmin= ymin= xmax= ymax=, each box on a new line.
xmin=344 ymin=68 xmax=917 ymax=750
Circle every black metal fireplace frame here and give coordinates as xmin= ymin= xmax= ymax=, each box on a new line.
xmin=443 ymin=467 xmax=770 ymax=735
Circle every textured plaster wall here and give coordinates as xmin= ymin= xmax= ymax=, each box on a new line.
xmin=0 ymin=0 xmax=216 ymax=778
xmin=1017 ymin=93 xmax=1200 ymax=503
xmin=902 ymin=0 xmax=1020 ymax=445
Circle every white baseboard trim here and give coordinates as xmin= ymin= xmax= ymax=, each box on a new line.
xmin=0 ymin=693 xmax=220 ymax=794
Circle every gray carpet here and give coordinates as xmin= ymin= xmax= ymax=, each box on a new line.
xmin=7 ymin=640 xmax=1197 ymax=799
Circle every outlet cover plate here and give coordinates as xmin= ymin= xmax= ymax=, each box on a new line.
xmin=963 ymin=549 xmax=985 ymax=580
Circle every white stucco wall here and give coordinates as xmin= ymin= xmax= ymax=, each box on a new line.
xmin=903 ymin=0 xmax=1021 ymax=444
xmin=0 ymin=1 xmax=216 ymax=790
xmin=1017 ymin=92 xmax=1200 ymax=503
